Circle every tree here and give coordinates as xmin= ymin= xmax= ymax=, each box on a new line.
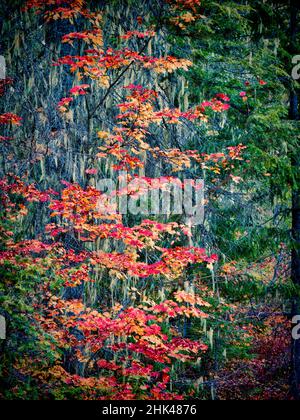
xmin=0 ymin=0 xmax=297 ymax=400
xmin=290 ymin=0 xmax=300 ymax=400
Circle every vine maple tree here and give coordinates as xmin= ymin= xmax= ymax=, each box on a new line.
xmin=1 ymin=0 xmax=289 ymax=402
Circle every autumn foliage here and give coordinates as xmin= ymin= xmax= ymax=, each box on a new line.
xmin=0 ymin=0 xmax=293 ymax=401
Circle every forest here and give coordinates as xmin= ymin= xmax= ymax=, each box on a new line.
xmin=0 ymin=0 xmax=299 ymax=401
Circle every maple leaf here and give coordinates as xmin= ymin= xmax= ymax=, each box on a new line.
xmin=69 ymin=84 xmax=90 ymax=95
xmin=0 ymin=113 xmax=22 ymax=125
